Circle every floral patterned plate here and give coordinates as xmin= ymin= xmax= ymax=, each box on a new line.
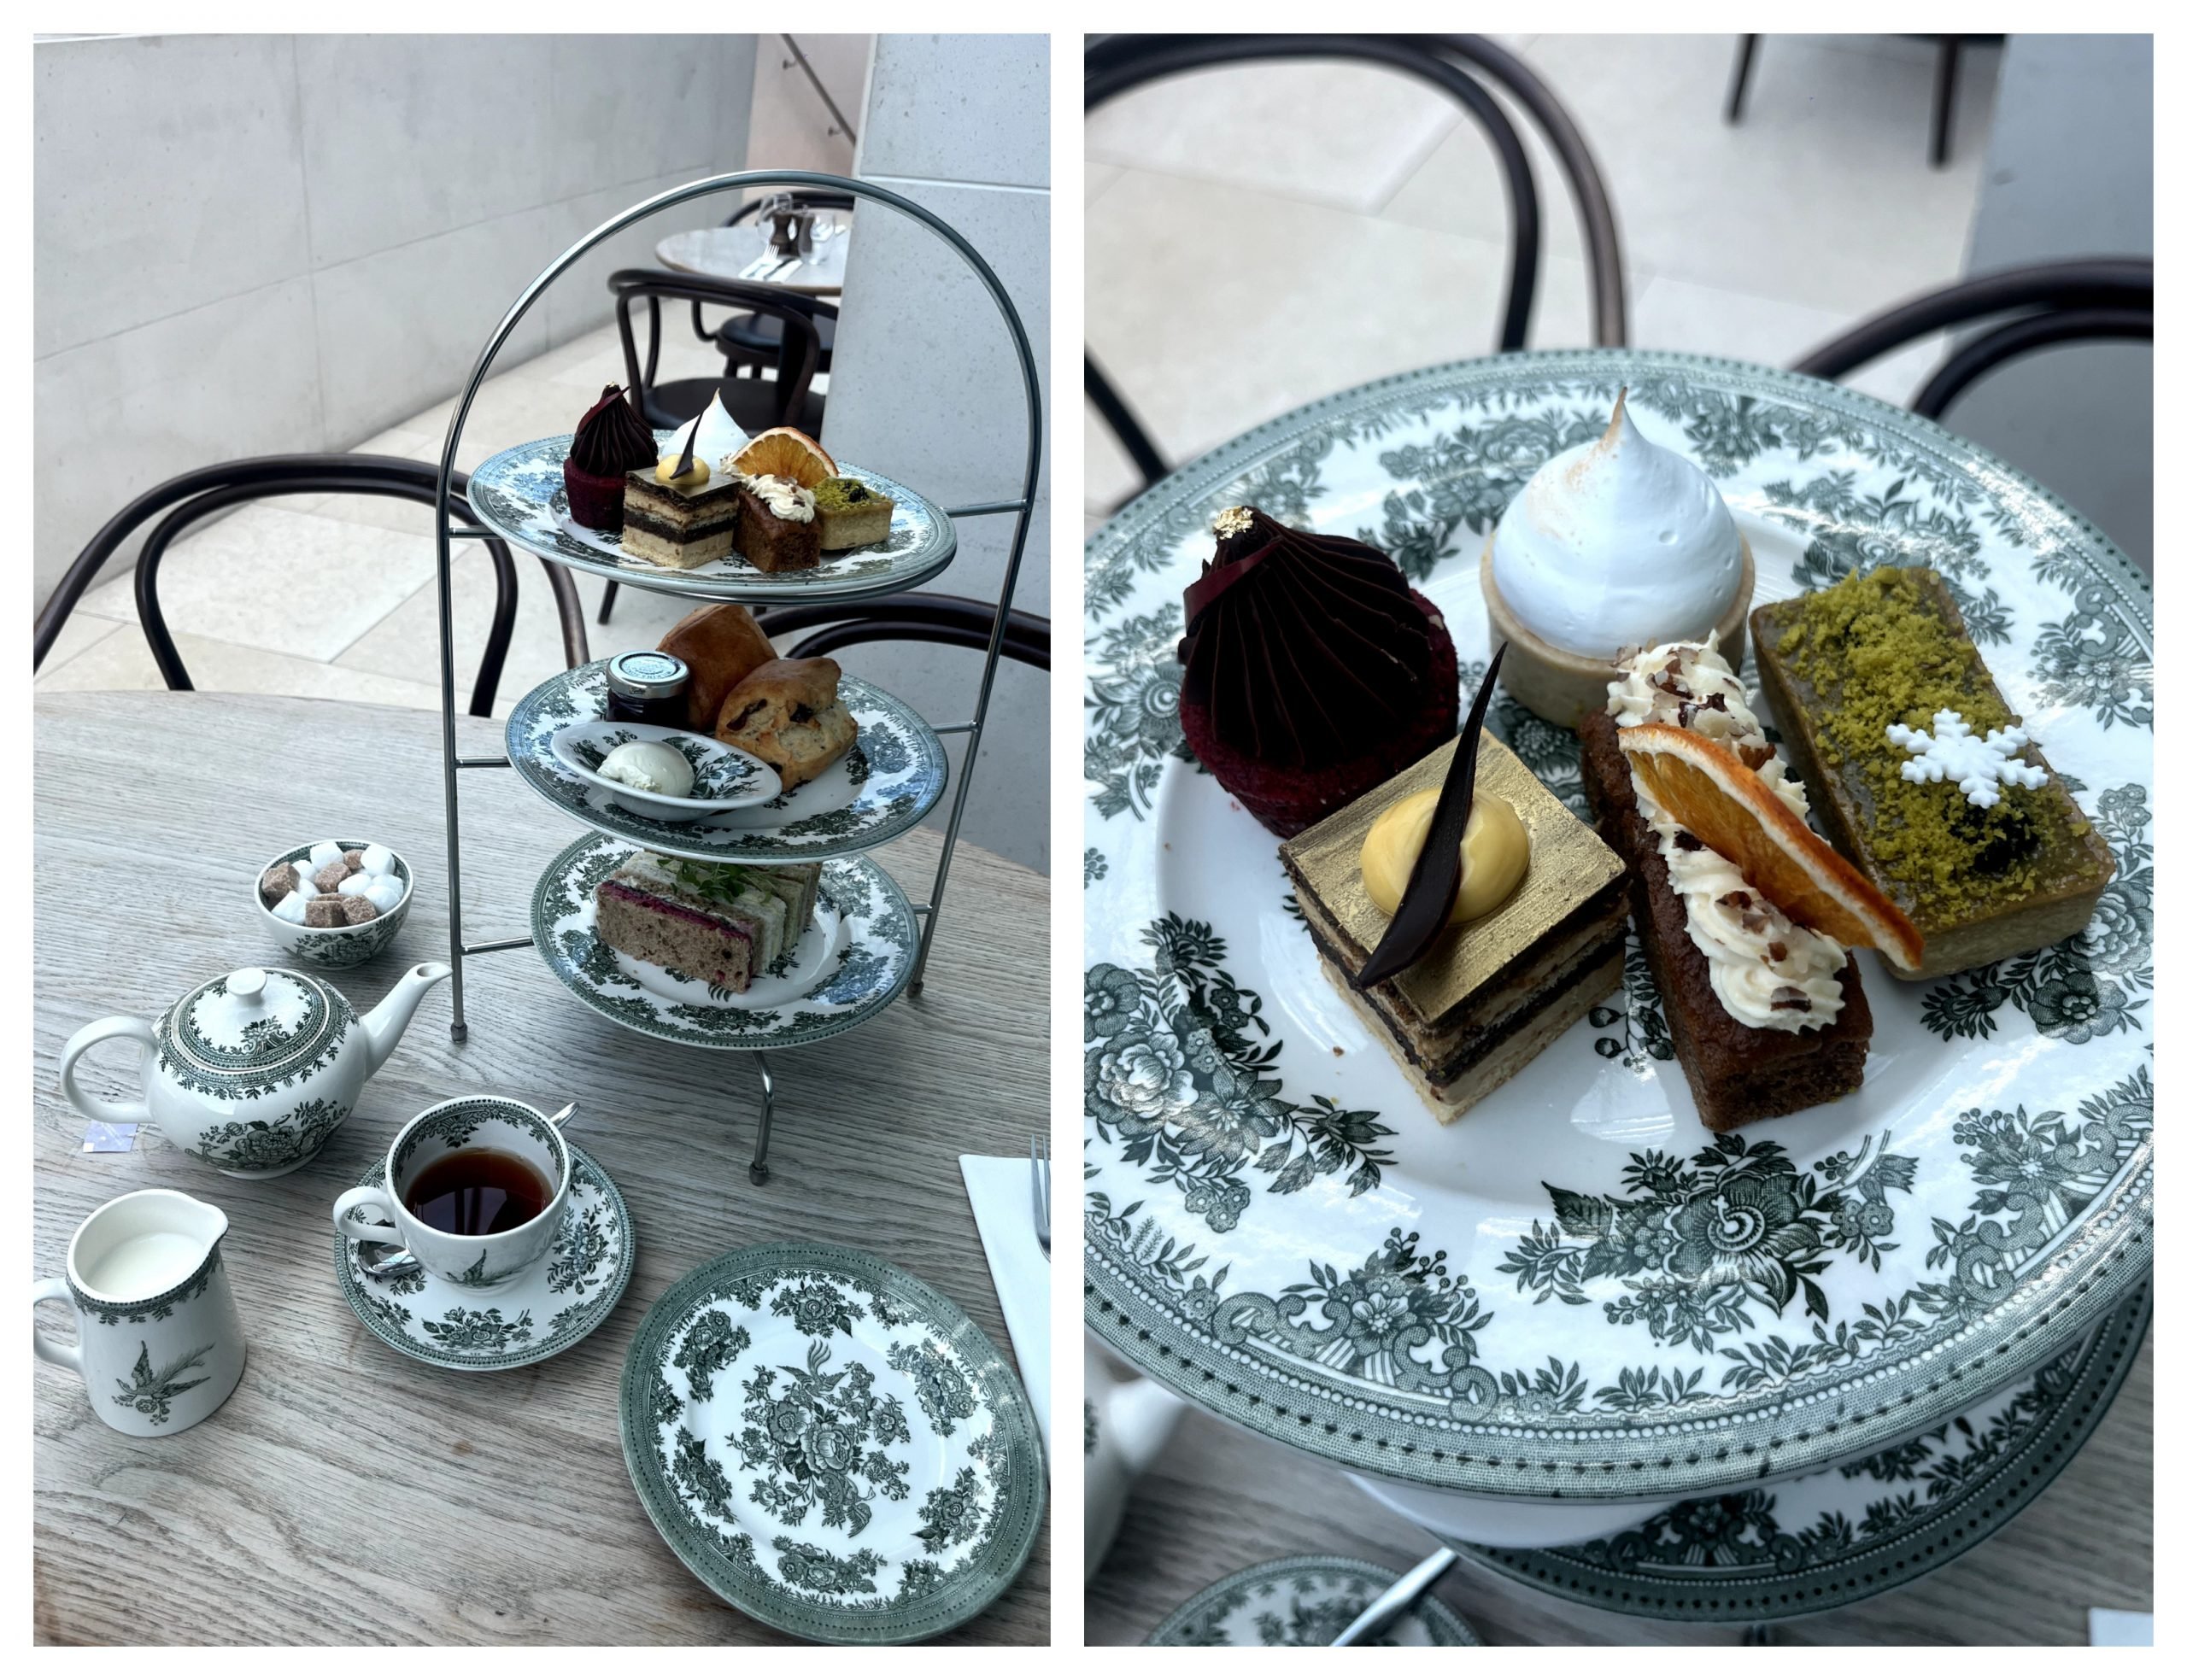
xmin=333 ymin=1142 xmax=634 ymax=1372
xmin=619 ymin=1243 xmax=1046 ymax=1643
xmin=1084 ymin=349 xmax=2154 ymax=1503
xmin=508 ymin=661 xmax=947 ymax=863
xmin=1451 ymin=1280 xmax=2148 ymax=1623
xmin=531 ymin=834 xmax=917 ymax=1051
xmin=1146 ymin=1554 xmax=1478 ymax=1646
xmin=467 ymin=434 xmax=955 ymax=606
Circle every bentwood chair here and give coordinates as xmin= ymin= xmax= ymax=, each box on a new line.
xmin=1084 ymin=33 xmax=1627 ymax=500
xmin=33 ymin=455 xmax=589 ymax=718
xmin=1791 ymin=258 xmax=2153 ymax=420
xmin=1727 ymin=35 xmax=2002 ymax=169
xmin=609 ymin=267 xmax=831 ymax=436
xmin=753 ymin=594 xmax=1050 ymax=673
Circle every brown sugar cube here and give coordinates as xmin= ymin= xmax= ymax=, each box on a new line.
xmin=341 ymin=895 xmax=381 ymax=926
xmin=313 ymin=861 xmax=352 ymax=894
xmin=259 ymin=863 xmax=301 ymax=906
xmin=303 ymin=896 xmax=349 ymax=928
xmin=343 ymin=849 xmax=366 ymax=872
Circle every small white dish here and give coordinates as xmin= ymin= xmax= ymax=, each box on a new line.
xmin=252 ymin=840 xmax=413 ymax=969
xmin=548 ymin=721 xmax=781 ymax=823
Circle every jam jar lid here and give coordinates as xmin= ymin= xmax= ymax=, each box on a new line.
xmin=605 ymin=651 xmax=689 ymax=701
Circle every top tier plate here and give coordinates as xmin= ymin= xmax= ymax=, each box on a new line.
xmin=466 ymin=433 xmax=956 ymax=605
xmin=1084 ymin=348 xmax=2153 ymax=1505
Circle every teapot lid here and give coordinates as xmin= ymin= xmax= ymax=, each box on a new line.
xmin=156 ymin=967 xmax=353 ymax=1091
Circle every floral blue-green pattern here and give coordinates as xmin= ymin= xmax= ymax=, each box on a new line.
xmin=1461 ymin=1281 xmax=2149 ymax=1622
xmin=508 ymin=663 xmax=948 ymax=863
xmin=1083 ymin=350 xmax=2154 ymax=1501
xmin=619 ymin=1243 xmax=1045 ymax=1644
xmin=467 ymin=433 xmax=957 ymax=605
xmin=1146 ymin=1555 xmax=1478 ymax=1646
xmin=531 ymin=834 xmax=918 ymax=1051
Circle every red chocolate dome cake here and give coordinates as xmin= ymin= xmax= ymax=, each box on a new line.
xmin=1178 ymin=505 xmax=1459 ymax=837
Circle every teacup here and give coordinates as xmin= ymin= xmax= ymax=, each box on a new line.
xmin=332 ymin=1097 xmax=570 ymax=1292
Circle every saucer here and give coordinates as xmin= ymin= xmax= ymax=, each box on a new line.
xmin=549 ymin=719 xmax=781 ymax=822
xmin=333 ymin=1142 xmax=635 ymax=1372
xmin=1145 ymin=1554 xmax=1478 ymax=1646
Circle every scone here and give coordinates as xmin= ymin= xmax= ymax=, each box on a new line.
xmin=657 ymin=602 xmax=779 ymax=731
xmin=714 ymin=657 xmax=859 ymax=791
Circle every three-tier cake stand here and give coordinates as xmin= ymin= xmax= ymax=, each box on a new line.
xmin=427 ymin=170 xmax=1040 ymax=1183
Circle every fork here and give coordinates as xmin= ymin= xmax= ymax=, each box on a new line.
xmin=1029 ymin=1134 xmax=1050 ymax=1257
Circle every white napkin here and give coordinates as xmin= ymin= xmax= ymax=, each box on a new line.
xmin=2089 ymin=1608 xmax=2153 ymax=1645
xmin=959 ymin=1154 xmax=1051 ymax=1463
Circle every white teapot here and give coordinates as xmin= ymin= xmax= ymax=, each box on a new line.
xmin=58 ymin=962 xmax=452 ymax=1177
xmin=1085 ymin=1343 xmax=1187 ymax=1582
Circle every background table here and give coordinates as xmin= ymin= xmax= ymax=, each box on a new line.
xmin=1088 ymin=1339 xmax=2150 ymax=1646
xmin=654 ymin=226 xmax=848 ymax=295
xmin=33 ymin=692 xmax=1048 ymax=1645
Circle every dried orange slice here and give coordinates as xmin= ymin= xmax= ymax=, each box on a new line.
xmin=730 ymin=426 xmax=836 ymax=488
xmin=1620 ymin=723 xmax=1925 ymax=970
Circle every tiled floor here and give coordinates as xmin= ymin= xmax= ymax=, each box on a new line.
xmin=1086 ymin=32 xmax=2002 ymax=521
xmin=37 ymin=321 xmax=760 ymax=716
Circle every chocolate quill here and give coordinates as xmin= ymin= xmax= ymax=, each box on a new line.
xmin=1354 ymin=641 xmax=1510 ymax=988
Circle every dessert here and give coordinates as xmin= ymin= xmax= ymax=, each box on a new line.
xmin=620 ymin=435 xmax=741 ymax=570
xmin=261 ymin=840 xmax=407 ymax=928
xmin=665 ymin=389 xmax=753 ymax=468
xmin=1280 ymin=654 xmax=1632 ymax=1123
xmin=656 ymin=604 xmax=779 ymax=731
xmin=596 ymin=740 xmax=696 ymax=799
xmin=730 ymin=426 xmax=835 ymax=489
xmin=1178 ymin=505 xmax=1459 ymax=838
xmin=713 ymin=658 xmax=858 ymax=791
xmin=594 ymin=852 xmax=821 ymax=992
xmin=813 ymin=477 xmax=894 ymax=549
xmin=733 ymin=474 xmax=821 ymax=572
xmin=1750 ymin=566 xmax=2115 ymax=980
xmin=562 ymin=385 xmax=657 ymax=530
xmin=1578 ymin=637 xmax=1912 ymax=1132
xmin=1480 ymin=389 xmax=1756 ymax=727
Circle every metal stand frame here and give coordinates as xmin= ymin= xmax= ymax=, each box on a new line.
xmin=431 ymin=170 xmax=1042 ymax=1183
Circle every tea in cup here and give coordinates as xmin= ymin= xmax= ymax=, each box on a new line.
xmin=332 ymin=1097 xmax=570 ymax=1291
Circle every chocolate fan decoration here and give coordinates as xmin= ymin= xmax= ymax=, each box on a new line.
xmin=1354 ymin=641 xmax=1510 ymax=988
xmin=670 ymin=407 xmax=701 ymax=481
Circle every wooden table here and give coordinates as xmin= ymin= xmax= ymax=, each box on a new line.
xmin=654 ymin=226 xmax=849 ymax=295
xmin=32 ymin=692 xmax=1047 ymax=1645
xmin=1088 ymin=1337 xmax=2152 ymax=1646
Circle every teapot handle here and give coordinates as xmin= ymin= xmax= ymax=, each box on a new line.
xmin=32 ymin=1277 xmax=84 ymax=1376
xmin=58 ymin=1016 xmax=158 ymax=1127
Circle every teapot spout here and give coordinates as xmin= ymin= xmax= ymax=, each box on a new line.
xmin=360 ymin=962 xmax=454 ymax=1076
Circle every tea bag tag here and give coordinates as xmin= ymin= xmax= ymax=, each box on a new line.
xmin=80 ymin=1121 xmax=140 ymax=1153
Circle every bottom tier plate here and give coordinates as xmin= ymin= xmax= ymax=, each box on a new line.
xmin=1453 ymin=1279 xmax=2149 ymax=1624
xmin=531 ymin=833 xmax=918 ymax=1051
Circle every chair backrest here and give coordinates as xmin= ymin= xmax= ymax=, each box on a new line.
xmin=608 ymin=267 xmax=836 ymax=431
xmin=33 ymin=454 xmax=589 ymax=717
xmin=753 ymin=594 xmax=1050 ymax=673
xmin=724 ymin=190 xmax=857 ymax=227
xmin=1792 ymin=258 xmax=2153 ymax=420
xmin=1085 ymin=33 xmax=1627 ymax=494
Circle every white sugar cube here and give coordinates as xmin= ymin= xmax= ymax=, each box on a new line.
xmin=361 ymin=844 xmax=394 ymax=875
xmin=338 ymin=875 xmax=375 ymax=897
xmin=274 ymin=892 xmax=314 ymax=925
xmin=366 ymin=877 xmax=406 ymax=912
xmin=308 ymin=840 xmax=345 ymax=870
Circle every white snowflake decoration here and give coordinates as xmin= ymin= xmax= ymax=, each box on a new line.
xmin=1885 ymin=709 xmax=2049 ymax=809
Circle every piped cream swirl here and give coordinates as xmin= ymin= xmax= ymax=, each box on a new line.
xmin=1613 ymin=635 xmax=1844 ymax=1031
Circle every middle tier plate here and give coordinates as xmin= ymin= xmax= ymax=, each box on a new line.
xmin=508 ymin=660 xmax=947 ymax=863
xmin=532 ymin=834 xmax=918 ymax=1051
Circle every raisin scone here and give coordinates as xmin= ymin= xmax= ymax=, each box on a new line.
xmin=712 ymin=657 xmax=859 ymax=791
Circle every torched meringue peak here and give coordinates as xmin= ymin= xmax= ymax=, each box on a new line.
xmin=1490 ymin=389 xmax=1744 ymax=659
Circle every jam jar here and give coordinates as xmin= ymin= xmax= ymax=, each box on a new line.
xmin=603 ymin=651 xmax=690 ymax=724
